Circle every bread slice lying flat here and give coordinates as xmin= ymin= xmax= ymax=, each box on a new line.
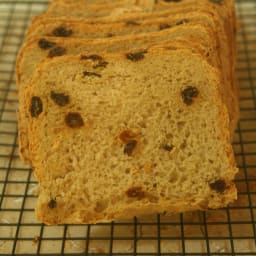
xmin=25 ymin=48 xmax=238 ymax=224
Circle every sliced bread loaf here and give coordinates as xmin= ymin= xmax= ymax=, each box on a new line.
xmin=25 ymin=48 xmax=238 ymax=224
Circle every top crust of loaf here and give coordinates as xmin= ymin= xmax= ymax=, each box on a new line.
xmin=25 ymin=48 xmax=238 ymax=224
xmin=29 ymin=1 xmax=230 ymax=26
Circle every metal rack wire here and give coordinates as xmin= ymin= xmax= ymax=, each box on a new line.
xmin=0 ymin=0 xmax=256 ymax=255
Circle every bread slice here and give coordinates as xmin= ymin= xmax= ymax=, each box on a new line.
xmin=18 ymin=23 xmax=216 ymax=163
xmin=25 ymin=48 xmax=238 ymax=224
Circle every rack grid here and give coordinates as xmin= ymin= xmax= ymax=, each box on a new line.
xmin=0 ymin=0 xmax=256 ymax=255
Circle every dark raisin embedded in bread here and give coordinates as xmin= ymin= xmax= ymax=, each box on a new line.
xmin=38 ymin=39 xmax=56 ymax=50
xmin=83 ymin=71 xmax=101 ymax=77
xmin=65 ymin=112 xmax=84 ymax=128
xmin=106 ymin=33 xmax=114 ymax=37
xmin=48 ymin=46 xmax=66 ymax=58
xmin=124 ymin=140 xmax=137 ymax=156
xmin=181 ymin=86 xmax=199 ymax=105
xmin=52 ymin=26 xmax=73 ymax=37
xmin=50 ymin=91 xmax=69 ymax=106
xmin=30 ymin=96 xmax=43 ymax=117
xmin=126 ymin=50 xmax=147 ymax=62
xmin=162 ymin=144 xmax=174 ymax=151
xmin=48 ymin=198 xmax=57 ymax=209
xmin=210 ymin=179 xmax=226 ymax=193
xmin=93 ymin=61 xmax=108 ymax=69
xmin=80 ymin=54 xmax=103 ymax=61
xmin=126 ymin=187 xmax=145 ymax=199
xmin=125 ymin=20 xmax=140 ymax=26
xmin=159 ymin=23 xmax=171 ymax=30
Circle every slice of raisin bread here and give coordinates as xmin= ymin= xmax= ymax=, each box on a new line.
xmin=18 ymin=33 xmax=215 ymax=164
xmin=25 ymin=48 xmax=238 ymax=224
xmin=17 ymin=23 xmax=219 ymax=163
xmin=25 ymin=11 xmax=238 ymax=135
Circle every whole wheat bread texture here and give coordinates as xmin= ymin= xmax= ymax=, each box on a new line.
xmin=25 ymin=48 xmax=238 ymax=224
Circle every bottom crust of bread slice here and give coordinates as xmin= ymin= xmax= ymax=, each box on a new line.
xmin=25 ymin=48 xmax=238 ymax=224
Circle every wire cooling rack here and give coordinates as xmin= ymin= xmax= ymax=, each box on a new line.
xmin=0 ymin=0 xmax=256 ymax=255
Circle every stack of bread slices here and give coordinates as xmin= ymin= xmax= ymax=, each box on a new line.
xmin=16 ymin=0 xmax=239 ymax=225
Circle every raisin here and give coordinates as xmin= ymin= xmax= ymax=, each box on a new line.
xmin=209 ymin=0 xmax=222 ymax=5
xmin=50 ymin=91 xmax=69 ymax=106
xmin=38 ymin=38 xmax=56 ymax=49
xmin=162 ymin=144 xmax=173 ymax=151
xmin=126 ymin=20 xmax=140 ymax=26
xmin=124 ymin=140 xmax=137 ymax=156
xmin=52 ymin=26 xmax=73 ymax=37
xmin=176 ymin=19 xmax=189 ymax=26
xmin=48 ymin=46 xmax=66 ymax=58
xmin=65 ymin=112 xmax=84 ymax=128
xmin=30 ymin=96 xmax=43 ymax=117
xmin=126 ymin=187 xmax=145 ymax=199
xmin=93 ymin=61 xmax=108 ymax=69
xmin=159 ymin=23 xmax=171 ymax=30
xmin=83 ymin=71 xmax=101 ymax=77
xmin=210 ymin=179 xmax=226 ymax=193
xmin=181 ymin=86 xmax=199 ymax=105
xmin=106 ymin=33 xmax=114 ymax=37
xmin=126 ymin=50 xmax=147 ymax=61
xmin=80 ymin=54 xmax=103 ymax=61
xmin=233 ymin=27 xmax=237 ymax=35
xmin=48 ymin=198 xmax=57 ymax=209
